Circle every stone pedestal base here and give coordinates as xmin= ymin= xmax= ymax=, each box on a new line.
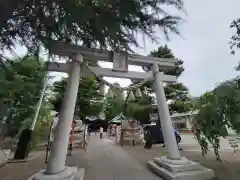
xmin=29 ymin=167 xmax=85 ymax=180
xmin=148 ymin=156 xmax=215 ymax=180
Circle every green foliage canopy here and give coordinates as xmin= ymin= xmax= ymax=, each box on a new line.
xmin=143 ymin=45 xmax=191 ymax=114
xmin=50 ymin=76 xmax=103 ymax=119
xmin=122 ymin=45 xmax=190 ymax=124
xmin=104 ymin=97 xmax=124 ymax=122
xmin=125 ymin=93 xmax=154 ymax=125
xmin=194 ymin=77 xmax=240 ymax=160
xmin=0 ymin=55 xmax=46 ymax=138
xmin=229 ymin=19 xmax=240 ymax=71
xmin=0 ymin=0 xmax=184 ymax=52
xmin=104 ymin=85 xmax=125 ymax=122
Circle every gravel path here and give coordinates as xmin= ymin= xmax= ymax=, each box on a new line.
xmin=0 ymin=149 xmax=87 ymax=180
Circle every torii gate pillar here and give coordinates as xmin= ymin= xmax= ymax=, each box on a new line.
xmin=152 ymin=63 xmax=181 ymax=160
xmin=148 ymin=63 xmax=215 ymax=180
xmin=30 ymin=54 xmax=82 ymax=180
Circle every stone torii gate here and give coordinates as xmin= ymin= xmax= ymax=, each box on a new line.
xmin=30 ymin=41 xmax=214 ymax=180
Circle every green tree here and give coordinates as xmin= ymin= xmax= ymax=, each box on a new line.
xmin=104 ymin=84 xmax=154 ymax=124
xmin=230 ymin=19 xmax=240 ymax=71
xmin=125 ymin=91 xmax=153 ymax=124
xmin=150 ymin=45 xmax=184 ymax=77
xmin=50 ymin=76 xmax=103 ymax=120
xmin=0 ymin=0 xmax=184 ymax=52
xmin=144 ymin=45 xmax=191 ymax=114
xmin=123 ymin=46 xmax=189 ymax=125
xmin=17 ymin=100 xmax=53 ymax=148
xmin=193 ymin=77 xmax=240 ymax=160
xmin=104 ymin=97 xmax=124 ymax=122
xmin=104 ymin=85 xmax=125 ymax=122
xmin=0 ymin=55 xmax=46 ymax=138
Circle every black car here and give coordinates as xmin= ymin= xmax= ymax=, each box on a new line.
xmin=143 ymin=124 xmax=181 ymax=144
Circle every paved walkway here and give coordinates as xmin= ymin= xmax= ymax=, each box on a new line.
xmin=83 ymin=135 xmax=161 ymax=180
xmin=0 ymin=134 xmax=161 ymax=180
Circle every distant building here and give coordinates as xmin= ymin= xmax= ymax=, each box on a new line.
xmin=85 ymin=116 xmax=108 ymax=131
xmin=150 ymin=110 xmax=199 ymax=133
xmin=171 ymin=111 xmax=198 ymax=133
xmin=108 ymin=113 xmax=126 ymax=124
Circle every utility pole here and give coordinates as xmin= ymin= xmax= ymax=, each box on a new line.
xmin=13 ymin=75 xmax=48 ymax=160
xmin=30 ymin=76 xmax=48 ymax=130
xmin=14 ymin=53 xmax=50 ymax=160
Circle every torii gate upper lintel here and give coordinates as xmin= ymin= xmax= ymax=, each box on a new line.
xmin=49 ymin=40 xmax=177 ymax=69
xmin=46 ymin=40 xmax=177 ymax=83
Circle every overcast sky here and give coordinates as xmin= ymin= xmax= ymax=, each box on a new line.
xmin=164 ymin=0 xmax=240 ymax=96
xmin=4 ymin=0 xmax=240 ymax=97
xmin=106 ymin=0 xmax=240 ymax=96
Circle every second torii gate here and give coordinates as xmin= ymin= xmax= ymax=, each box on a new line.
xmin=30 ymin=41 xmax=214 ymax=180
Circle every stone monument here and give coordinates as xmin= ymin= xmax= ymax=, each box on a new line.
xmin=118 ymin=119 xmax=142 ymax=146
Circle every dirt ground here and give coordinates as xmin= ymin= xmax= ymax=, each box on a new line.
xmin=0 ymin=149 xmax=86 ymax=180
xmin=122 ymin=144 xmax=240 ymax=180
xmin=0 ymin=151 xmax=46 ymax=180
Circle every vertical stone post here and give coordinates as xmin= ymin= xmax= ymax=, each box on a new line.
xmin=45 ymin=53 xmax=82 ymax=174
xmin=152 ymin=63 xmax=181 ymax=160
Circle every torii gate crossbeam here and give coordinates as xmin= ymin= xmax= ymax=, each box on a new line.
xmin=45 ymin=62 xmax=177 ymax=82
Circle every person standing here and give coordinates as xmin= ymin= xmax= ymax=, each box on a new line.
xmin=68 ymin=119 xmax=76 ymax=156
xmin=144 ymin=126 xmax=152 ymax=149
xmin=100 ymin=126 xmax=103 ymax=139
xmin=88 ymin=126 xmax=91 ymax=136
